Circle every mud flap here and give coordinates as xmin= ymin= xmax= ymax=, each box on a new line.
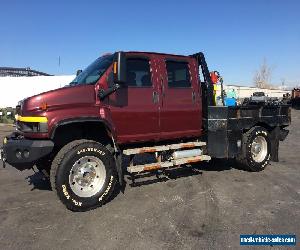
xmin=270 ymin=139 xmax=279 ymax=162
xmin=269 ymin=127 xmax=280 ymax=162
xmin=114 ymin=153 xmax=124 ymax=190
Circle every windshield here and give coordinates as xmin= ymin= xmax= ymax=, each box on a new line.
xmin=70 ymin=54 xmax=114 ymax=85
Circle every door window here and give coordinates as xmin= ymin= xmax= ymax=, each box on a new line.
xmin=126 ymin=58 xmax=152 ymax=87
xmin=166 ymin=61 xmax=191 ymax=88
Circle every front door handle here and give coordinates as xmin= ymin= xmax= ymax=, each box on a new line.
xmin=152 ymin=91 xmax=159 ymax=104
xmin=192 ymin=91 xmax=196 ymax=103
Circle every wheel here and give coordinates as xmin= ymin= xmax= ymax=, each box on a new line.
xmin=238 ymin=126 xmax=271 ymax=171
xmin=50 ymin=139 xmax=117 ymax=211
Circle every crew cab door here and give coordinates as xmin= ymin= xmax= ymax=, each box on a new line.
xmin=109 ymin=54 xmax=160 ymax=143
xmin=159 ymin=56 xmax=202 ymax=139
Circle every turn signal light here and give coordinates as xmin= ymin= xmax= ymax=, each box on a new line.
xmin=39 ymin=102 xmax=48 ymax=111
xmin=113 ymin=62 xmax=118 ymax=74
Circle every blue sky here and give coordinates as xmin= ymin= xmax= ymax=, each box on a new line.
xmin=1 ymin=0 xmax=299 ymax=87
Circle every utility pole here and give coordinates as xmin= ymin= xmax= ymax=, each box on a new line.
xmin=58 ymin=56 xmax=61 ymax=76
xmin=58 ymin=56 xmax=61 ymax=87
xmin=281 ymin=78 xmax=285 ymax=90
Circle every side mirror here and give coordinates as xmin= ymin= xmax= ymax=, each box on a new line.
xmin=76 ymin=69 xmax=82 ymax=76
xmin=113 ymin=52 xmax=126 ymax=83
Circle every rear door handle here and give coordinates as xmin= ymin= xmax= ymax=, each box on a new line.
xmin=161 ymin=79 xmax=165 ymax=98
xmin=152 ymin=91 xmax=159 ymax=104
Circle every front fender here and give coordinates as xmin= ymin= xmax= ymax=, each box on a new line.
xmin=49 ymin=117 xmax=115 ymax=140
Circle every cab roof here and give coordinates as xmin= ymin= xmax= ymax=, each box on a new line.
xmin=124 ymin=51 xmax=193 ymax=58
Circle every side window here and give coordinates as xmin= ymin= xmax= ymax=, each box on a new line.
xmin=126 ymin=58 xmax=152 ymax=87
xmin=166 ymin=61 xmax=191 ymax=88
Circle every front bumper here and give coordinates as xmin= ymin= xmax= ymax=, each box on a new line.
xmin=1 ymin=133 xmax=54 ymax=170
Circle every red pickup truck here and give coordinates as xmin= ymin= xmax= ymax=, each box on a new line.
xmin=0 ymin=51 xmax=290 ymax=211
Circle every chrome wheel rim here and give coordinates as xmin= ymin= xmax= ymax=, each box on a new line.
xmin=251 ymin=136 xmax=268 ymax=163
xmin=69 ymin=156 xmax=106 ymax=197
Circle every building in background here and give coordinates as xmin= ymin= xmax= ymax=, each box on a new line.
xmin=0 ymin=67 xmax=52 ymax=77
xmin=0 ymin=74 xmax=75 ymax=108
xmin=217 ymin=84 xmax=290 ymax=99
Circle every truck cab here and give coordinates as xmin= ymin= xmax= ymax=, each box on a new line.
xmin=108 ymin=52 xmax=202 ymax=143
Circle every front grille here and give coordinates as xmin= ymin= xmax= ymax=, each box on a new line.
xmin=17 ymin=121 xmax=40 ymax=132
xmin=16 ymin=121 xmax=48 ymax=133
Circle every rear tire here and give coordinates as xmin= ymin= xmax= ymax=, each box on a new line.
xmin=237 ymin=126 xmax=271 ymax=171
xmin=50 ymin=139 xmax=117 ymax=212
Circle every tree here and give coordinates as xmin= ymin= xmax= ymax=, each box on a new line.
xmin=253 ymin=58 xmax=272 ymax=89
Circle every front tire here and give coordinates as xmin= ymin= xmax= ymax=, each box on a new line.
xmin=50 ymin=139 xmax=117 ymax=211
xmin=238 ymin=126 xmax=271 ymax=171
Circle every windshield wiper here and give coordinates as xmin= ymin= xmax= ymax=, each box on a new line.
xmin=69 ymin=81 xmax=78 ymax=86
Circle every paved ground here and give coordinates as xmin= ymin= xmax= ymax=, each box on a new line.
xmin=0 ymin=111 xmax=299 ymax=250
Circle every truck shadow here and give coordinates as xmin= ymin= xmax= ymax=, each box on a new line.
xmin=196 ymin=158 xmax=238 ymax=171
xmin=292 ymin=105 xmax=300 ymax=110
xmin=26 ymin=171 xmax=51 ymax=191
xmin=126 ymin=158 xmax=237 ymax=188
xmin=25 ymin=158 xmax=239 ymax=191
xmin=127 ymin=167 xmax=202 ymax=187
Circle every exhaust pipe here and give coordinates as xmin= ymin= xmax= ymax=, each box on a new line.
xmin=172 ymin=149 xmax=202 ymax=160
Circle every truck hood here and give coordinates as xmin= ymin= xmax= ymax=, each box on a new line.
xmin=21 ymin=84 xmax=96 ymax=114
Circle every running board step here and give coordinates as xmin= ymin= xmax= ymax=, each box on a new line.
xmin=127 ymin=155 xmax=211 ymax=173
xmin=123 ymin=141 xmax=206 ymax=156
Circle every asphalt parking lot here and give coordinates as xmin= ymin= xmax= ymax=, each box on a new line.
xmin=0 ymin=111 xmax=299 ymax=250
